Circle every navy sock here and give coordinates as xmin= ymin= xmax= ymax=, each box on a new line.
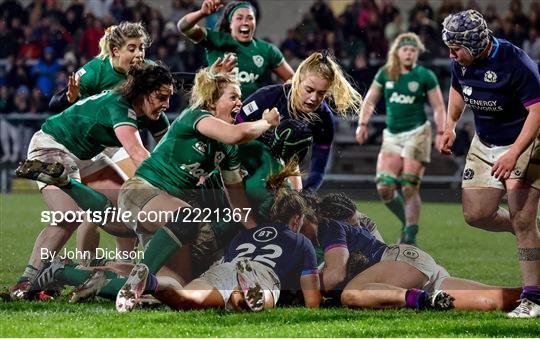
xmin=521 ymin=285 xmax=540 ymax=304
xmin=143 ymin=273 xmax=158 ymax=295
xmin=405 ymin=288 xmax=428 ymax=309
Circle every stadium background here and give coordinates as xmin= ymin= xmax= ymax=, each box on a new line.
xmin=0 ymin=0 xmax=538 ymax=197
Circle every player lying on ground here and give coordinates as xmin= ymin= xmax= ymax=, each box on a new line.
xmin=303 ymin=193 xmax=522 ymax=312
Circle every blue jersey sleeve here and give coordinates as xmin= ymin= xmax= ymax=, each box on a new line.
xmin=303 ymin=102 xmax=335 ymax=191
xmin=450 ymin=61 xmax=463 ymax=96
xmin=235 ymin=85 xmax=284 ymax=123
xmin=319 ymin=220 xmax=348 ymax=253
xmin=511 ymin=49 xmax=540 ymax=107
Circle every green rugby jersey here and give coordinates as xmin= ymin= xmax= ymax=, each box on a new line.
xmin=42 ymin=91 xmax=143 ymax=160
xmin=75 ymin=56 xmax=156 ymax=99
xmin=374 ymin=65 xmax=438 ymax=133
xmin=136 ymin=107 xmax=240 ymax=199
xmin=203 ymin=30 xmax=284 ymax=99
xmin=238 ymin=140 xmax=283 ymax=221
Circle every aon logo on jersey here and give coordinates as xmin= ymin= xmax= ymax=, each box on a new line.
xmin=389 ymin=92 xmax=415 ymax=104
xmin=232 ymin=67 xmax=260 ymax=83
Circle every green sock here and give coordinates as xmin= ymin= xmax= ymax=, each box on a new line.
xmin=62 ymin=178 xmax=111 ymax=212
xmin=55 ymin=264 xmax=118 ymax=286
xmin=384 ymin=192 xmax=406 ymax=227
xmin=55 ymin=264 xmax=91 ymax=286
xmin=403 ymin=224 xmax=419 ymax=243
xmin=141 ymin=227 xmax=182 ymax=274
xmin=97 ymin=277 xmax=127 ymax=299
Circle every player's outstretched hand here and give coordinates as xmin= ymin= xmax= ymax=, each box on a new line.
xmin=201 ymin=0 xmax=223 ymax=16
xmin=209 ymin=53 xmax=237 ymax=75
xmin=439 ymin=129 xmax=456 ymax=155
xmin=67 ymin=73 xmax=80 ymax=103
xmin=262 ymin=108 xmax=280 ymax=128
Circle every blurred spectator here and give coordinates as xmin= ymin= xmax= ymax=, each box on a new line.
xmin=280 ymin=29 xmax=302 ymax=59
xmin=0 ymin=19 xmax=18 ymax=58
xmin=310 ymin=0 xmax=336 ymax=31
xmin=380 ymin=0 xmax=400 ymax=26
xmin=437 ymin=0 xmax=463 ymax=24
xmin=357 ymin=0 xmax=379 ymax=30
xmin=0 ymin=85 xmax=11 ymax=113
xmin=410 ymin=10 xmax=439 ymax=59
xmin=30 ymin=87 xmax=48 ymax=113
xmin=31 ymin=47 xmax=62 ymax=98
xmin=110 ymin=0 xmax=133 ymax=22
xmin=43 ymin=17 xmax=73 ymax=56
xmin=347 ymin=52 xmax=377 ymax=95
xmin=0 ymin=86 xmax=20 ymax=162
xmin=384 ymin=12 xmax=407 ymax=43
xmin=66 ymin=0 xmax=85 ymax=25
xmin=528 ymin=1 xmax=540 ymax=31
xmin=64 ymin=7 xmax=82 ymax=40
xmin=169 ymin=0 xmax=198 ymax=24
xmin=496 ymin=15 xmax=523 ymax=46
xmin=483 ymin=4 xmax=501 ymax=31
xmin=18 ymin=24 xmax=42 ymax=59
xmin=364 ymin=12 xmax=387 ymax=59
xmin=79 ymin=15 xmax=103 ymax=58
xmin=156 ymin=43 xmax=185 ymax=73
xmin=0 ymin=0 xmax=27 ymax=27
xmin=409 ymin=0 xmax=434 ymax=24
xmin=523 ymin=27 xmax=540 ymax=63
xmin=6 ymin=58 xmax=31 ymax=90
xmin=1 ymin=85 xmax=31 ymax=162
xmin=87 ymin=0 xmax=112 ymax=20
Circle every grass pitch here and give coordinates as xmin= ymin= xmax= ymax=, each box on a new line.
xmin=0 ymin=193 xmax=538 ymax=337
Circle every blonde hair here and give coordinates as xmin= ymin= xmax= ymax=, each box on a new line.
xmin=383 ymin=32 xmax=425 ymax=81
xmin=189 ymin=69 xmax=239 ymax=111
xmin=288 ymin=52 xmax=363 ymax=120
xmin=265 ymin=158 xmax=302 ymax=192
xmin=97 ymin=21 xmax=151 ymax=60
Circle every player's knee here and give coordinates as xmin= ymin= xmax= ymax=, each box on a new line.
xmin=401 ymin=184 xmax=418 ymax=199
xmin=164 ymin=209 xmax=201 ymax=244
xmin=511 ymin=211 xmax=536 ymax=237
xmin=376 ymin=186 xmax=395 ymax=202
xmin=463 ymin=209 xmax=492 ymax=228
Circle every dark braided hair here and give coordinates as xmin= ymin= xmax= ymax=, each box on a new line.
xmin=318 ymin=193 xmax=357 ymax=222
xmin=116 ymin=62 xmax=174 ymax=103
xmin=299 ymin=190 xmax=320 ymax=223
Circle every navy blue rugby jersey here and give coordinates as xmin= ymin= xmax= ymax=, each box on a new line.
xmin=450 ymin=38 xmax=540 ymax=146
xmin=235 ymin=83 xmax=335 ymax=147
xmin=318 ymin=219 xmax=387 ymax=268
xmin=225 ymin=223 xmax=318 ymax=287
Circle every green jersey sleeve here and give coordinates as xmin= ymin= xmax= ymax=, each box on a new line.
xmin=373 ymin=67 xmax=386 ymax=87
xmin=109 ymin=97 xmax=138 ymax=129
xmin=423 ymin=68 xmax=439 ymax=92
xmin=220 ymin=144 xmax=241 ymax=171
xmin=267 ymin=43 xmax=285 ymax=69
